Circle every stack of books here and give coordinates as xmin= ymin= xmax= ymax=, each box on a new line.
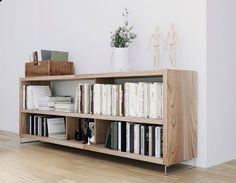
xmin=38 ymin=96 xmax=71 ymax=110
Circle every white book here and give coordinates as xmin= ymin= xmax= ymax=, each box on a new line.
xmin=22 ymin=85 xmax=26 ymax=109
xmin=106 ymin=85 xmax=112 ymax=115
xmin=143 ymin=83 xmax=150 ymax=118
xmin=37 ymin=116 xmax=42 ymax=136
xmin=126 ymin=122 xmax=130 ymax=152
xmin=149 ymin=83 xmax=155 ymax=118
xmin=47 ymin=118 xmax=65 ymax=139
xmin=82 ymin=84 xmax=90 ymax=114
xmin=156 ymin=83 xmax=163 ymax=118
xmin=118 ymin=85 xmax=123 ymax=116
xmin=155 ymin=126 xmax=162 ymax=158
xmin=111 ymin=85 xmax=119 ymax=116
xmin=29 ymin=85 xmax=51 ymax=109
xmin=149 ymin=126 xmax=153 ymax=156
xmin=118 ymin=122 xmax=121 ymax=151
xmin=140 ymin=126 xmax=145 ymax=155
xmin=74 ymin=84 xmax=82 ymax=113
xmin=134 ymin=124 xmax=140 ymax=154
xmin=102 ymin=84 xmax=107 ymax=115
xmin=124 ymin=83 xmax=129 ymax=116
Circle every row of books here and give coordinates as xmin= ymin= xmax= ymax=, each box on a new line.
xmin=105 ymin=122 xmax=163 ymax=158
xmin=26 ymin=115 xmax=66 ymax=139
xmin=75 ymin=82 xmax=163 ymax=118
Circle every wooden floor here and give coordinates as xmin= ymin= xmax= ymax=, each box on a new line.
xmin=0 ymin=131 xmax=235 ymax=183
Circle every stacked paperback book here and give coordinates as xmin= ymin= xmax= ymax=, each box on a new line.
xmin=105 ymin=122 xmax=163 ymax=158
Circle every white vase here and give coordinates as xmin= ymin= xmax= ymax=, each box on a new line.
xmin=111 ymin=47 xmax=131 ymax=72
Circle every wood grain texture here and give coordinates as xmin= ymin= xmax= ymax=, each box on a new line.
xmin=19 ymin=69 xmax=197 ymax=167
xmin=66 ymin=117 xmax=79 ymax=140
xmin=1 ymin=132 xmax=236 ymax=183
xmin=95 ymin=120 xmax=110 ymax=144
xmin=21 ymin=109 xmax=163 ymax=125
xmin=163 ymin=70 xmax=197 ymax=166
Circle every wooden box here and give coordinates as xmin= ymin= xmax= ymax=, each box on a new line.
xmin=25 ymin=60 xmax=74 ymax=77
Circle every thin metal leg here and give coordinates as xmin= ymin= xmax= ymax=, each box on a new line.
xmin=165 ymin=165 xmax=168 ymax=175
xmin=164 ymin=159 xmax=196 ymax=175
xmin=20 ymin=138 xmax=39 ymax=144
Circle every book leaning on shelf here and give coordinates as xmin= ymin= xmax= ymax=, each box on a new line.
xmin=27 ymin=115 xmax=66 ymax=140
xmin=105 ymin=121 xmax=163 ymax=158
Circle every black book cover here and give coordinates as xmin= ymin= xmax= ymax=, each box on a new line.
xmin=145 ymin=126 xmax=149 ymax=156
xmin=130 ymin=124 xmax=134 ymax=153
xmin=121 ymin=122 xmax=126 ymax=152
xmin=110 ymin=122 xmax=114 ymax=150
xmin=113 ymin=122 xmax=118 ymax=150
xmin=105 ymin=125 xmax=111 ymax=149
xmin=152 ymin=126 xmax=155 ymax=156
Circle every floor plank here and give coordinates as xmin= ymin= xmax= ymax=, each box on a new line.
xmin=0 ymin=131 xmax=235 ymax=183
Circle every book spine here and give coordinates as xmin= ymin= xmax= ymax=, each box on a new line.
xmin=126 ymin=122 xmax=130 ymax=152
xmin=118 ymin=122 xmax=121 ymax=151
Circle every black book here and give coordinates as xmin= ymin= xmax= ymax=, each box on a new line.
xmin=151 ymin=126 xmax=155 ymax=156
xmin=121 ymin=122 xmax=126 ymax=152
xmin=110 ymin=122 xmax=114 ymax=149
xmin=105 ymin=125 xmax=111 ymax=149
xmin=113 ymin=122 xmax=118 ymax=150
xmin=145 ymin=126 xmax=149 ymax=156
xmin=130 ymin=124 xmax=134 ymax=153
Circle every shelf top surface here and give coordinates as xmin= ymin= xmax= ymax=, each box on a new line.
xmin=20 ymin=69 xmax=195 ymax=82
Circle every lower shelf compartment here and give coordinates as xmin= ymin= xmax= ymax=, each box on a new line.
xmin=21 ymin=134 xmax=164 ymax=165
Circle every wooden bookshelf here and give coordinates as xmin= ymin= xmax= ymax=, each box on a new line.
xmin=19 ymin=69 xmax=197 ymax=167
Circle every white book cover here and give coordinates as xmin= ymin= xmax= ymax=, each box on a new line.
xmin=126 ymin=122 xmax=130 ymax=152
xmin=74 ymin=84 xmax=81 ymax=113
xmin=134 ymin=84 xmax=139 ymax=117
xmin=118 ymin=122 xmax=121 ymax=151
xmin=149 ymin=83 xmax=156 ymax=118
xmin=102 ymin=84 xmax=107 ymax=115
xmin=29 ymin=86 xmax=51 ymax=109
xmin=93 ymin=84 xmax=98 ymax=114
xmin=155 ymin=83 xmax=163 ymax=118
xmin=140 ymin=126 xmax=145 ymax=155
xmin=124 ymin=83 xmax=129 ymax=117
xmin=47 ymin=118 xmax=65 ymax=139
xmin=111 ymin=85 xmax=119 ymax=116
xmin=37 ymin=116 xmax=42 ymax=136
xmin=149 ymin=126 xmax=153 ymax=156
xmin=22 ymin=85 xmax=26 ymax=109
xmin=118 ymin=85 xmax=123 ymax=116
xmin=82 ymin=84 xmax=90 ymax=114
xmin=106 ymin=85 xmax=112 ymax=115
xmin=143 ymin=83 xmax=150 ymax=118
xmin=134 ymin=124 xmax=140 ymax=154
xmin=155 ymin=126 xmax=161 ymax=158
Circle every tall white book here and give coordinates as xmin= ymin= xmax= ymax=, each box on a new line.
xmin=118 ymin=122 xmax=121 ymax=151
xmin=134 ymin=124 xmax=141 ymax=154
xmin=106 ymin=85 xmax=112 ymax=115
xmin=126 ymin=122 xmax=130 ymax=152
xmin=155 ymin=126 xmax=162 ymax=158
xmin=111 ymin=85 xmax=119 ymax=116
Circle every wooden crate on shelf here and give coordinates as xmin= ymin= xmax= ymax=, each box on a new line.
xmin=25 ymin=60 xmax=74 ymax=77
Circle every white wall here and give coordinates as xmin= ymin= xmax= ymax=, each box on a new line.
xmin=207 ymin=0 xmax=236 ymax=167
xmin=0 ymin=0 xmax=207 ymax=167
